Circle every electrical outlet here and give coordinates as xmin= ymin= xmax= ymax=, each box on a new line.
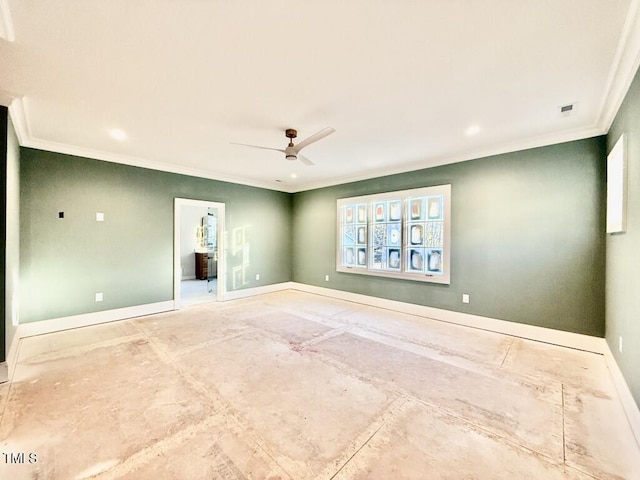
xmin=619 ymin=336 xmax=623 ymax=353
xmin=95 ymin=292 xmax=103 ymax=302
xmin=96 ymin=212 xmax=104 ymax=222
xmin=255 ymin=273 xmax=260 ymax=281
xmin=462 ymin=293 xmax=470 ymax=304
xmin=325 ymin=274 xmax=330 ymax=282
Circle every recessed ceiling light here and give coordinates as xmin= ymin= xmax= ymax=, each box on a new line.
xmin=290 ymin=173 xmax=297 ymax=179
xmin=109 ymin=129 xmax=127 ymax=141
xmin=465 ymin=125 xmax=480 ymax=136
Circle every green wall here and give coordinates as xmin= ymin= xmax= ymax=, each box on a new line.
xmin=292 ymin=137 xmax=607 ymax=336
xmin=20 ymin=148 xmax=292 ymax=323
xmin=606 ymin=66 xmax=640 ymax=409
xmin=19 ymin=136 xmax=609 ymax=339
xmin=3 ymin=110 xmax=20 ymax=362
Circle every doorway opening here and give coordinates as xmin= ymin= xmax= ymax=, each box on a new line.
xmin=174 ymin=198 xmax=226 ymax=308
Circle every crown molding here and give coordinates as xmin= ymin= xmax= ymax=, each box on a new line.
xmin=291 ymin=124 xmax=605 ymax=193
xmin=7 ymin=96 xmax=29 ymax=144
xmin=597 ymin=0 xmax=640 ymax=132
xmin=24 ymin=136 xmax=292 ymax=192
xmin=0 ymin=0 xmax=15 ymax=41
xmin=8 ymin=97 xmax=291 ymax=193
xmin=6 ymin=93 xmax=606 ymax=195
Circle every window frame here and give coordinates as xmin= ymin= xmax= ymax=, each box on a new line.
xmin=336 ymin=184 xmax=451 ymax=284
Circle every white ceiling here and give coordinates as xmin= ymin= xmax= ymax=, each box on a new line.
xmin=2 ymin=0 xmax=640 ymax=193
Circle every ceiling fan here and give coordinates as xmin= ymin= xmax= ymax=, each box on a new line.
xmin=231 ymin=127 xmax=335 ymax=166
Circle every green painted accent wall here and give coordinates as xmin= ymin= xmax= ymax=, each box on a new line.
xmin=606 ymin=66 xmax=640 ymax=409
xmin=20 ymin=148 xmax=292 ymax=323
xmin=292 ymin=137 xmax=606 ymax=336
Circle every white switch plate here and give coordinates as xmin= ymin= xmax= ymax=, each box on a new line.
xmin=96 ymin=212 xmax=104 ymax=222
xmin=255 ymin=273 xmax=260 ymax=280
xmin=325 ymin=275 xmax=330 ymax=282
xmin=462 ymin=294 xmax=470 ymax=304
xmin=95 ymin=292 xmax=103 ymax=302
xmin=619 ymin=336 xmax=623 ymax=353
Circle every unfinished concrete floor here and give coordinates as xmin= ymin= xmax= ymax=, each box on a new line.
xmin=1 ymin=290 xmax=639 ymax=479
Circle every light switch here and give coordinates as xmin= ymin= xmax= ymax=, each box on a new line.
xmin=96 ymin=212 xmax=104 ymax=222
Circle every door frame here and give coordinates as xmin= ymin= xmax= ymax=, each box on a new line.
xmin=174 ymin=198 xmax=226 ymax=309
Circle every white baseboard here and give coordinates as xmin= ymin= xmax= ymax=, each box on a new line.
xmin=604 ymin=344 xmax=640 ymax=449
xmin=5 ymin=283 xmax=637 ymax=448
xmin=222 ymin=282 xmax=294 ymax=301
xmin=5 ymin=301 xmax=174 ymax=380
xmin=16 ymin=301 xmax=175 ymax=339
xmin=290 ymin=283 xmax=606 ymax=354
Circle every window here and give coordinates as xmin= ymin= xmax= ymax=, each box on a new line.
xmin=337 ymin=185 xmax=451 ymax=284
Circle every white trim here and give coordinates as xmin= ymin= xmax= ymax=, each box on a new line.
xmin=4 ymin=95 xmax=608 ymax=196
xmin=292 ymin=127 xmax=604 ymax=193
xmin=289 ymin=283 xmax=606 ymax=354
xmin=0 ymin=0 xmax=15 ymax=42
xmin=7 ymin=97 xmax=29 ymax=145
xmin=7 ymin=114 xmax=606 ymax=195
xmin=4 ymin=301 xmax=174 ymax=380
xmin=174 ymin=198 xmax=226 ymax=309
xmin=222 ymin=282 xmax=294 ymax=301
xmin=16 ymin=301 xmax=174 ymax=339
xmin=22 ymin=137 xmax=288 ymax=193
xmin=3 ymin=282 xmax=637 ymax=449
xmin=336 ymin=185 xmax=451 ymax=285
xmin=597 ymin=0 xmax=640 ymax=132
xmin=603 ymin=343 xmax=640 ymax=449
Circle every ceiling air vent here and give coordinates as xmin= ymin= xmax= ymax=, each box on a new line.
xmin=559 ymin=103 xmax=575 ymax=117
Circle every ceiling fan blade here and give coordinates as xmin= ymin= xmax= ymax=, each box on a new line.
xmin=230 ymin=142 xmax=285 ymax=153
xmin=298 ymin=154 xmax=314 ymax=166
xmin=293 ymin=127 xmax=335 ymax=152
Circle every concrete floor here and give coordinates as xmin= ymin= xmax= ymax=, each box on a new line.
xmin=1 ymin=290 xmax=639 ymax=479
